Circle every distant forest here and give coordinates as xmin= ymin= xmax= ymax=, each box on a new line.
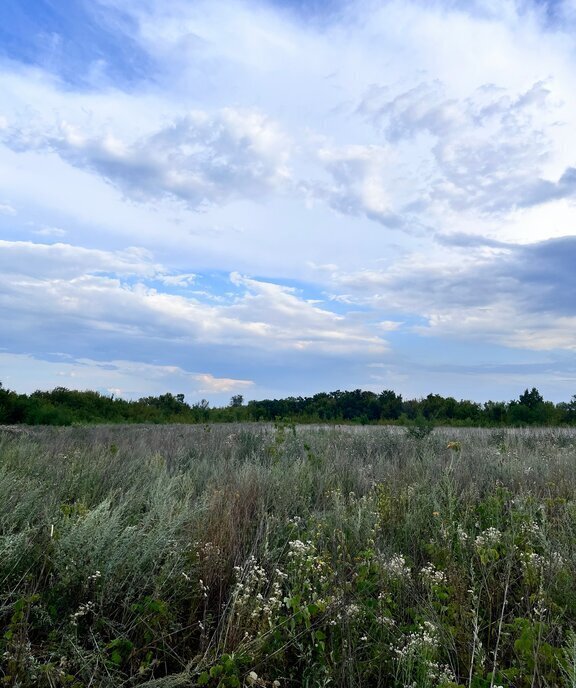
xmin=1 ymin=382 xmax=576 ymax=426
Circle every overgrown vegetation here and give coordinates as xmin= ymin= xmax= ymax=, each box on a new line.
xmin=2 ymin=424 xmax=576 ymax=686
xmin=2 ymin=383 xmax=576 ymax=426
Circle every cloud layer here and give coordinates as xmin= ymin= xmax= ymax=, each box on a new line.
xmin=2 ymin=0 xmax=576 ymax=402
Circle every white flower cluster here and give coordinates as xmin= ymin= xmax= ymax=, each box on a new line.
xmin=474 ymin=527 xmax=501 ymax=549
xmin=393 ymin=622 xmax=455 ymax=686
xmin=232 ymin=557 xmax=285 ymax=629
xmin=234 ymin=558 xmax=267 ymax=598
xmin=426 ymin=660 xmax=457 ymax=685
xmin=420 ymin=563 xmax=446 ymax=587
xmin=393 ymin=621 xmax=438 ymax=658
xmin=520 ymin=551 xmax=545 ymax=573
xmin=198 ymin=540 xmax=222 ymax=559
xmin=380 ymin=553 xmax=411 ymax=580
xmin=456 ymin=525 xmax=469 ymax=545
xmin=287 ymin=539 xmax=314 ymax=556
xmin=70 ymin=600 xmax=95 ymax=626
xmin=376 ymin=614 xmax=396 ymax=628
xmin=286 ymin=539 xmax=330 ymax=600
xmin=520 ymin=520 xmax=541 ymax=538
xmin=345 ymin=602 xmax=361 ymax=619
xmin=549 ymin=551 xmax=565 ymax=569
xmin=287 ymin=515 xmax=303 ymax=527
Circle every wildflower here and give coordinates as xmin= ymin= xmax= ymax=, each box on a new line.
xmin=69 ymin=601 xmax=95 ymax=626
xmin=420 ymin=562 xmax=446 ymax=586
xmin=380 ymin=553 xmax=411 ymax=579
xmin=474 ymin=527 xmax=501 ymax=549
xmin=345 ymin=603 xmax=361 ymax=618
xmin=288 ymin=539 xmax=314 ymax=556
xmin=376 ymin=614 xmax=395 ymax=627
xmin=520 ymin=551 xmax=544 ymax=573
xmin=393 ymin=621 xmax=439 ymax=658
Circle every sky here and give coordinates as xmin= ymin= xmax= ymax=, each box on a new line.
xmin=1 ymin=0 xmax=576 ymax=406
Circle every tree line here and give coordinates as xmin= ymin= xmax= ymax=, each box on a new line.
xmin=1 ymin=382 xmax=576 ymax=426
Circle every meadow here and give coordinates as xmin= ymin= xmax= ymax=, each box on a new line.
xmin=1 ymin=423 xmax=576 ymax=687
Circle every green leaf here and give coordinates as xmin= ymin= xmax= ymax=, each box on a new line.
xmin=210 ymin=664 xmax=223 ymax=678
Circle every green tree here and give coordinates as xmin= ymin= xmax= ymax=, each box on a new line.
xmin=510 ymin=388 xmax=551 ymax=425
xmin=378 ymin=390 xmax=403 ymax=420
xmin=518 ymin=387 xmax=544 ymax=409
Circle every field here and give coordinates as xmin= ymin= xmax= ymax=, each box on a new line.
xmin=2 ymin=423 xmax=576 ymax=687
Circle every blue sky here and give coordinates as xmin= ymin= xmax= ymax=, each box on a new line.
xmin=1 ymin=0 xmax=576 ymax=405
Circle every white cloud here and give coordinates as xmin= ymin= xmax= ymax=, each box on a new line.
xmin=0 ymin=241 xmax=389 ymax=357
xmin=0 ymin=240 xmax=160 ymax=278
xmin=227 ymin=272 xmax=388 ymax=353
xmin=0 ymin=202 xmax=16 ymax=216
xmin=329 ymin=234 xmax=576 ymax=351
xmin=420 ymin=306 xmax=576 ymax=351
xmin=311 ymin=143 xmax=407 ymax=227
xmin=359 ymin=80 xmax=564 ymax=214
xmin=0 ymin=353 xmax=254 ymax=401
xmin=194 ymin=372 xmax=253 ymax=394
xmin=3 ymin=109 xmax=292 ymax=209
xmin=377 ymin=320 xmax=403 ymax=331
xmin=32 ymin=226 xmax=67 ymax=237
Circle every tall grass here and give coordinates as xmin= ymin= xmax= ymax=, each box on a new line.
xmin=1 ymin=423 xmax=576 ymax=686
